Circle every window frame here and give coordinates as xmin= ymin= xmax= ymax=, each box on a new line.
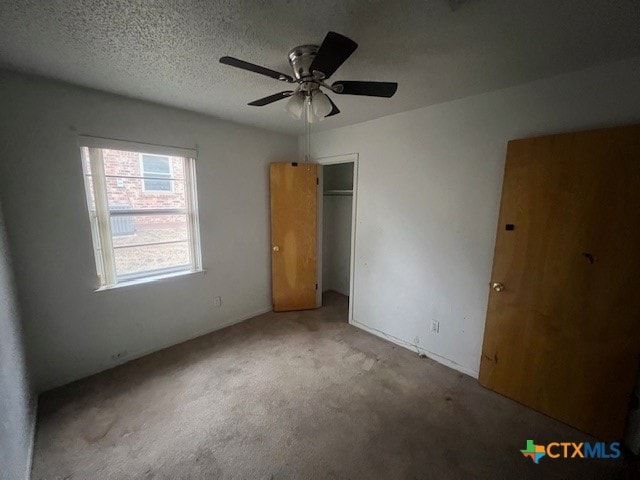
xmin=140 ymin=153 xmax=174 ymax=193
xmin=79 ymin=137 xmax=202 ymax=289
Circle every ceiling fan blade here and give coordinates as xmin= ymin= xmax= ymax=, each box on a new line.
xmin=309 ymin=32 xmax=358 ymax=80
xmin=220 ymin=56 xmax=294 ymax=83
xmin=325 ymin=95 xmax=340 ymax=117
xmin=332 ymin=81 xmax=398 ymax=98
xmin=247 ymin=91 xmax=294 ymax=106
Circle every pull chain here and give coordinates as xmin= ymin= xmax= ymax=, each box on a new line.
xmin=304 ymin=96 xmax=311 ymax=162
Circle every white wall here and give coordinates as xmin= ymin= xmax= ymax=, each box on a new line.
xmin=0 ymin=72 xmax=297 ymax=392
xmin=0 ymin=201 xmax=34 ymax=480
xmin=307 ymin=56 xmax=640 ymax=377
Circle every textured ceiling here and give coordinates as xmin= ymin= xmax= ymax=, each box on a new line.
xmin=1 ymin=0 xmax=640 ymax=135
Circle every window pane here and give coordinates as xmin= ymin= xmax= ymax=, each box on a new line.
xmin=104 ymin=177 xmax=186 ymax=210
xmin=112 ymin=214 xmax=190 ymax=276
xmin=142 ymin=155 xmax=170 ymax=175
xmin=101 ymin=150 xmax=185 ymax=180
xmin=111 ymin=214 xmax=188 ymax=246
xmin=143 ymin=178 xmax=171 ymax=191
xmin=110 ymin=212 xmax=135 ymax=237
xmin=114 ymin=242 xmax=190 ymax=277
xmin=102 ymin=149 xmax=141 ymax=177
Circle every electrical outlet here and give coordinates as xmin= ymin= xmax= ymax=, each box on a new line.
xmin=111 ymin=350 xmax=127 ymax=361
xmin=413 ymin=336 xmax=420 ymax=345
xmin=214 ymin=296 xmax=222 ymax=307
xmin=430 ymin=320 xmax=440 ymax=334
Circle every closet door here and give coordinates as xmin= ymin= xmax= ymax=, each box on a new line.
xmin=269 ymin=162 xmax=317 ymax=311
xmin=479 ymin=125 xmax=640 ymax=440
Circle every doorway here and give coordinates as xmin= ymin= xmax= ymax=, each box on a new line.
xmin=316 ymin=154 xmax=358 ymax=323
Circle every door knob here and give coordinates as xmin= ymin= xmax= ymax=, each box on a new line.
xmin=272 ymin=245 xmax=280 ymax=252
xmin=491 ymin=282 xmax=505 ymax=292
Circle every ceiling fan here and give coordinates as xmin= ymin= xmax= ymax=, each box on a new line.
xmin=219 ymin=32 xmax=398 ymax=122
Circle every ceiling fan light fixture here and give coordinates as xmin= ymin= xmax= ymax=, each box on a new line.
xmin=285 ymin=91 xmax=304 ymax=119
xmin=306 ymin=97 xmax=322 ymax=123
xmin=311 ymin=90 xmax=333 ymax=118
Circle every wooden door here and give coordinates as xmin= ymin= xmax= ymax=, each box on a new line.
xmin=270 ymin=162 xmax=317 ymax=312
xmin=479 ymin=125 xmax=640 ymax=441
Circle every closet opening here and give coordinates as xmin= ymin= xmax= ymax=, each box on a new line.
xmin=316 ymin=154 xmax=358 ymax=323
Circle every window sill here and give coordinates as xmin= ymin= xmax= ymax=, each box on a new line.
xmin=95 ymin=268 xmax=205 ymax=292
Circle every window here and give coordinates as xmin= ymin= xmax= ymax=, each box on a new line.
xmin=79 ymin=137 xmax=202 ymax=289
xmin=141 ymin=154 xmax=172 ymax=191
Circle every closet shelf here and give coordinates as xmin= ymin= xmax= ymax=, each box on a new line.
xmin=323 ymin=189 xmax=353 ymax=196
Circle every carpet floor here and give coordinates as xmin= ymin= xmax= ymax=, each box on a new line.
xmin=32 ymin=292 xmax=627 ymax=479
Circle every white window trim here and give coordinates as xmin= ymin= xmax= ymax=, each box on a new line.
xmin=139 ymin=153 xmax=174 ymax=193
xmin=95 ymin=269 xmax=205 ymax=292
xmin=79 ymin=138 xmax=202 ymax=290
xmin=78 ymin=135 xmax=197 ymax=158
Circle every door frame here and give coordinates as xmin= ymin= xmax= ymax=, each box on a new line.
xmin=316 ymin=153 xmax=359 ymax=325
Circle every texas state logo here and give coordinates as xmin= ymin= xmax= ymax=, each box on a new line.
xmin=521 ymin=440 xmax=621 ymax=464
xmin=521 ymin=440 xmax=547 ymax=464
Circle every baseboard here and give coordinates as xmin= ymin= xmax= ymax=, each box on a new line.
xmin=38 ymin=306 xmax=273 ymax=393
xmin=352 ymin=318 xmax=480 ymax=379
xmin=126 ymin=306 xmax=274 ymax=362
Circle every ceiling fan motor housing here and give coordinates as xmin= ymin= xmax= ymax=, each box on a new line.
xmin=288 ymin=45 xmax=321 ymax=87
